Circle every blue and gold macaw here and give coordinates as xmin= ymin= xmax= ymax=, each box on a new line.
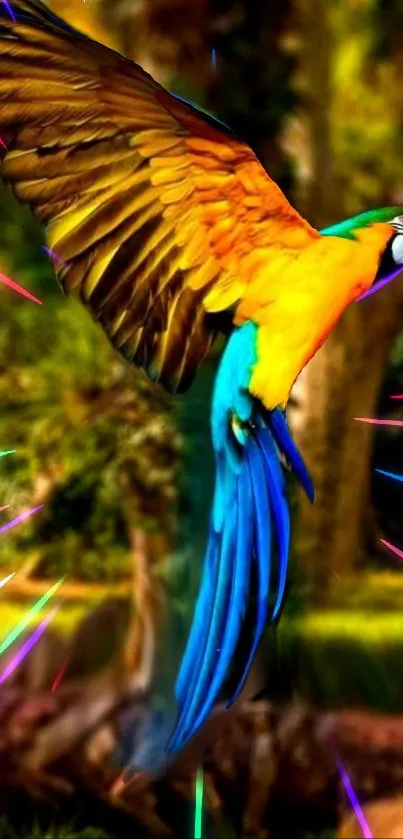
xmin=1 ymin=0 xmax=403 ymax=758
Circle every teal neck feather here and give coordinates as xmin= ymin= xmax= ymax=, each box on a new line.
xmin=321 ymin=206 xmax=403 ymax=240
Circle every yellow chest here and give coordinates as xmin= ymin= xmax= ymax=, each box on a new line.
xmin=234 ymin=225 xmax=392 ymax=409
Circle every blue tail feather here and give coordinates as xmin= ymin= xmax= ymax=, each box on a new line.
xmin=174 ymin=527 xmax=217 ymax=705
xmin=226 ymin=437 xmax=271 ymax=707
xmin=174 ymin=506 xmax=237 ymax=745
xmin=167 ymin=326 xmax=314 ymax=756
xmin=190 ymin=465 xmax=253 ymax=733
xmin=256 ymin=425 xmax=290 ymax=620
xmin=269 ymin=408 xmax=315 ymax=502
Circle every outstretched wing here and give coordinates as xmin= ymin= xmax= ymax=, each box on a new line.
xmin=0 ymin=0 xmax=315 ymax=393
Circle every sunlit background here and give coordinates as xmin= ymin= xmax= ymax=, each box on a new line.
xmin=1 ymin=1 xmax=403 ymax=837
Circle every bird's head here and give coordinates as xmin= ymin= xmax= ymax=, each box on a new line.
xmin=322 ymin=207 xmax=403 ymax=301
xmin=362 ymin=212 xmax=403 ymax=301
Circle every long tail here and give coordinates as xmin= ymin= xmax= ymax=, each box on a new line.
xmin=167 ymin=324 xmax=313 ymax=754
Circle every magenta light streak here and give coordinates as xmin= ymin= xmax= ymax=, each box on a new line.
xmin=380 ymin=539 xmax=403 ymax=560
xmin=0 ymin=272 xmax=42 ymax=304
xmin=0 ymin=603 xmax=60 ymax=685
xmin=335 ymin=755 xmax=373 ymax=839
xmin=0 ymin=136 xmax=7 ymax=150
xmin=354 ymin=417 xmax=403 ymax=427
xmin=390 ymin=395 xmax=403 ymax=399
xmin=2 ymin=1 xmax=16 ymax=23
xmin=0 ymin=505 xmax=43 ymax=537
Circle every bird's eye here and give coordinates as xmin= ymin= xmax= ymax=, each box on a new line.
xmin=391 ymin=234 xmax=403 ymax=266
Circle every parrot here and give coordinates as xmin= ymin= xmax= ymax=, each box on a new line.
xmin=1 ymin=0 xmax=403 ymax=758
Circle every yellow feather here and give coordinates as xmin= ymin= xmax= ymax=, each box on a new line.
xmin=150 ymin=166 xmax=186 ymax=187
xmin=186 ymin=137 xmax=238 ymax=163
xmin=83 ymin=248 xmax=120 ymax=300
xmin=109 ymin=310 xmax=128 ymax=337
xmin=189 ymin=256 xmax=220 ymax=292
xmin=248 ymin=223 xmax=393 ymax=409
xmin=159 ymin=181 xmax=194 ymax=205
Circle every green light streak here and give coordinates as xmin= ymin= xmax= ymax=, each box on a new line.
xmin=0 ymin=450 xmax=16 ymax=457
xmin=0 ymin=576 xmax=65 ymax=655
xmin=194 ymin=765 xmax=204 ymax=839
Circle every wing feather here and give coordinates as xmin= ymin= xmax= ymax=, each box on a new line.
xmin=0 ymin=0 xmax=315 ymax=392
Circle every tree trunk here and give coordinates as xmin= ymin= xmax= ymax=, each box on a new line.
xmin=122 ymin=524 xmax=164 ymax=686
xmin=291 ymin=285 xmax=403 ymax=599
xmin=298 ymin=0 xmax=338 ymax=227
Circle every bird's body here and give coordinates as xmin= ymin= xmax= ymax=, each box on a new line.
xmin=1 ymin=0 xmax=403 ymax=762
xmin=234 ymin=221 xmax=392 ymax=408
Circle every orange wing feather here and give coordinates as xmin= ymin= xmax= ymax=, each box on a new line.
xmin=0 ymin=0 xmax=317 ymax=392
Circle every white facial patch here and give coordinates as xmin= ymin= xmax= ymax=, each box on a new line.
xmin=392 ymin=234 xmax=403 ymax=265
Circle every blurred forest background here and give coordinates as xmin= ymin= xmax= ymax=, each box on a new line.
xmin=2 ymin=0 xmax=403 ymax=837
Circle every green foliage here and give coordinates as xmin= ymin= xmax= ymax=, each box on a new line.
xmin=330 ymin=0 xmax=403 ymax=213
xmin=326 ymin=571 xmax=403 ymax=611
xmin=276 ymin=605 xmax=403 ymax=712
xmin=0 ymin=186 xmax=181 ymax=581
xmin=0 ymin=601 xmax=87 ymax=638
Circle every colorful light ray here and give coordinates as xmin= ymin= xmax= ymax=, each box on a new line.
xmin=0 ymin=576 xmax=64 ymax=655
xmin=51 ymin=654 xmax=71 ymax=693
xmin=354 ymin=417 xmax=403 ymax=427
xmin=356 ymin=267 xmax=403 ymax=302
xmin=335 ymin=755 xmax=373 ymax=838
xmin=42 ymin=246 xmax=68 ymax=268
xmin=0 ymin=504 xmax=43 ymax=538
xmin=0 ymin=450 xmax=16 ymax=457
xmin=390 ymin=395 xmax=403 ymax=399
xmin=380 ymin=538 xmax=403 ymax=560
xmin=0 ymin=572 xmax=14 ymax=589
xmin=0 ymin=136 xmax=7 ymax=150
xmin=194 ymin=765 xmax=204 ymax=839
xmin=0 ymin=603 xmax=60 ymax=686
xmin=2 ymin=1 xmax=16 ymax=23
xmin=376 ymin=468 xmax=403 ymax=483
xmin=211 ymin=48 xmax=217 ymax=74
xmin=0 ymin=272 xmax=41 ymax=304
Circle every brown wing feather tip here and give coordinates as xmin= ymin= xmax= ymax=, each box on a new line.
xmin=88 ymin=215 xmax=163 ymax=310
